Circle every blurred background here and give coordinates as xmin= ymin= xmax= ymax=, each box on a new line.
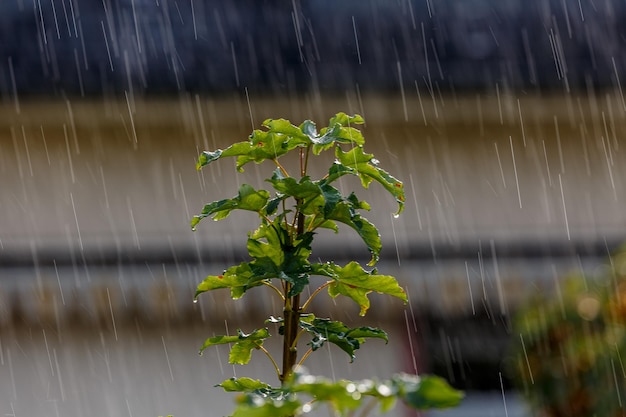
xmin=1 ymin=0 xmax=625 ymax=416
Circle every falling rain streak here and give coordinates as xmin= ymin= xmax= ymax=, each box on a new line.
xmin=2 ymin=0 xmax=626 ymax=415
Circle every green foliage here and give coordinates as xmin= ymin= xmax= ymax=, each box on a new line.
xmin=192 ymin=113 xmax=462 ymax=416
xmin=218 ymin=367 xmax=463 ymax=417
xmin=510 ymin=249 xmax=626 ymax=417
xmin=268 ymin=314 xmax=388 ymax=362
xmin=199 ymin=328 xmax=271 ymax=365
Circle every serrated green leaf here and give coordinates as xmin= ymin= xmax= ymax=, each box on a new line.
xmin=225 ymin=368 xmax=463 ymax=417
xmin=298 ymin=314 xmax=388 ymax=362
xmin=196 ymin=149 xmax=223 ymax=170
xmin=334 ymin=146 xmax=405 ymax=215
xmin=191 ymin=184 xmax=269 ymax=230
xmin=264 ymin=196 xmax=282 ymax=215
xmin=195 ymin=262 xmax=262 ymax=299
xmin=262 ymin=118 xmax=309 ymax=140
xmin=393 ymin=374 xmax=464 ymax=409
xmin=231 ymin=399 xmax=300 ymax=417
xmin=234 ymin=127 xmax=308 ymax=171
xmin=291 ymin=375 xmax=361 ymax=413
xmin=323 ymin=261 xmax=407 ymax=316
xmin=196 ymin=141 xmax=262 ymax=170
xmin=246 ymin=221 xmax=313 ymax=297
xmin=218 ymin=377 xmax=271 ymax=393
xmin=325 ymin=201 xmax=381 ymax=265
xmin=268 ymin=173 xmax=322 ymax=203
xmin=199 ymin=328 xmax=270 ymax=365
xmin=328 ymin=112 xmax=365 ymax=127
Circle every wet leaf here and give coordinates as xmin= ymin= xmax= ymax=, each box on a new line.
xmin=218 ymin=377 xmax=271 ymax=393
xmin=392 ymin=374 xmax=464 ymax=409
xmin=234 ymin=127 xmax=307 ymax=171
xmin=199 ymin=328 xmax=271 ymax=365
xmin=334 ymin=146 xmax=405 ymax=215
xmin=231 ymin=399 xmax=300 ymax=417
xmin=195 ymin=262 xmax=262 ymax=299
xmin=298 ymin=314 xmax=388 ymax=361
xmin=267 ymin=171 xmax=322 ymax=204
xmin=314 ymin=261 xmax=407 ymax=316
xmin=325 ymin=201 xmax=381 ymax=265
xmin=247 ymin=221 xmax=313 ymax=297
xmin=191 ymin=184 xmax=269 ymax=230
xmin=262 ymin=118 xmax=308 ymax=141
xmin=196 ymin=149 xmax=223 ymax=170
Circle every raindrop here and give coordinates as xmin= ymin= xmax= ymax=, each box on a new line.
xmin=499 ymin=372 xmax=509 ymax=417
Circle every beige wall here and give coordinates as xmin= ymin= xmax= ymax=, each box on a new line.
xmin=0 ymin=93 xmax=624 ymax=256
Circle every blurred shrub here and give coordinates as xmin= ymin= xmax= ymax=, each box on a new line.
xmin=510 ymin=251 xmax=626 ymax=417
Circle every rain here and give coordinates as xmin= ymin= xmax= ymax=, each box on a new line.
xmin=1 ymin=0 xmax=626 ymax=416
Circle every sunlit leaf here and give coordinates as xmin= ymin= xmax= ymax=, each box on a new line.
xmin=315 ymin=261 xmax=407 ymax=316
xmin=199 ymin=328 xmax=270 ymax=365
xmin=298 ymin=314 xmax=388 ymax=361
xmin=196 ymin=149 xmax=223 ymax=170
xmin=195 ymin=262 xmax=263 ymax=300
xmin=231 ymin=399 xmax=300 ymax=417
xmin=218 ymin=377 xmax=271 ymax=393
xmin=325 ymin=201 xmax=381 ymax=265
xmin=291 ymin=373 xmax=362 ymax=413
xmin=268 ymin=171 xmax=322 ymax=204
xmin=246 ymin=221 xmax=314 ymax=297
xmin=263 ymin=118 xmax=308 ymax=140
xmin=235 ymin=128 xmax=306 ymax=171
xmin=392 ymin=374 xmax=464 ymax=409
xmin=328 ymin=112 xmax=365 ymax=127
xmin=334 ymin=146 xmax=405 ymax=215
xmin=225 ymin=368 xmax=463 ymax=416
xmin=196 ymin=141 xmax=259 ymax=170
xmin=191 ymin=184 xmax=269 ymax=230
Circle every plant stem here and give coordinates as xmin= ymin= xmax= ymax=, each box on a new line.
xmin=261 ymin=281 xmax=285 ymax=301
xmin=280 ymin=147 xmax=309 ymax=392
xmin=256 ymin=343 xmax=281 ymax=380
xmin=280 ymin=285 xmax=300 ymax=384
xmin=296 ymin=347 xmax=314 ymax=367
xmin=273 ymin=158 xmax=290 ymax=177
xmin=301 ymin=281 xmax=332 ymax=312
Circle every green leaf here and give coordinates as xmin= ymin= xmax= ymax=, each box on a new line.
xmin=225 ymin=369 xmax=463 ymax=416
xmin=218 ymin=377 xmax=271 ymax=393
xmin=196 ymin=141 xmax=260 ymax=170
xmin=291 ymin=372 xmax=362 ymax=413
xmin=325 ymin=201 xmax=381 ymax=265
xmin=268 ymin=172 xmax=322 ymax=203
xmin=392 ymin=374 xmax=464 ymax=409
xmin=247 ymin=221 xmax=313 ymax=297
xmin=195 ymin=262 xmax=263 ymax=300
xmin=319 ymin=261 xmax=407 ymax=316
xmin=191 ymin=184 xmax=269 ymax=230
xmin=235 ymin=127 xmax=307 ymax=171
xmin=298 ymin=314 xmax=388 ymax=362
xmin=299 ymin=113 xmax=365 ymax=155
xmin=334 ymin=146 xmax=405 ymax=215
xmin=231 ymin=399 xmax=300 ymax=417
xmin=199 ymin=328 xmax=270 ymax=365
xmin=328 ymin=112 xmax=365 ymax=127
xmin=262 ymin=118 xmax=308 ymax=141
xmin=196 ymin=149 xmax=223 ymax=170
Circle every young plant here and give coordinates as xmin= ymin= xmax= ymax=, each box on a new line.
xmin=192 ymin=113 xmax=462 ymax=416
